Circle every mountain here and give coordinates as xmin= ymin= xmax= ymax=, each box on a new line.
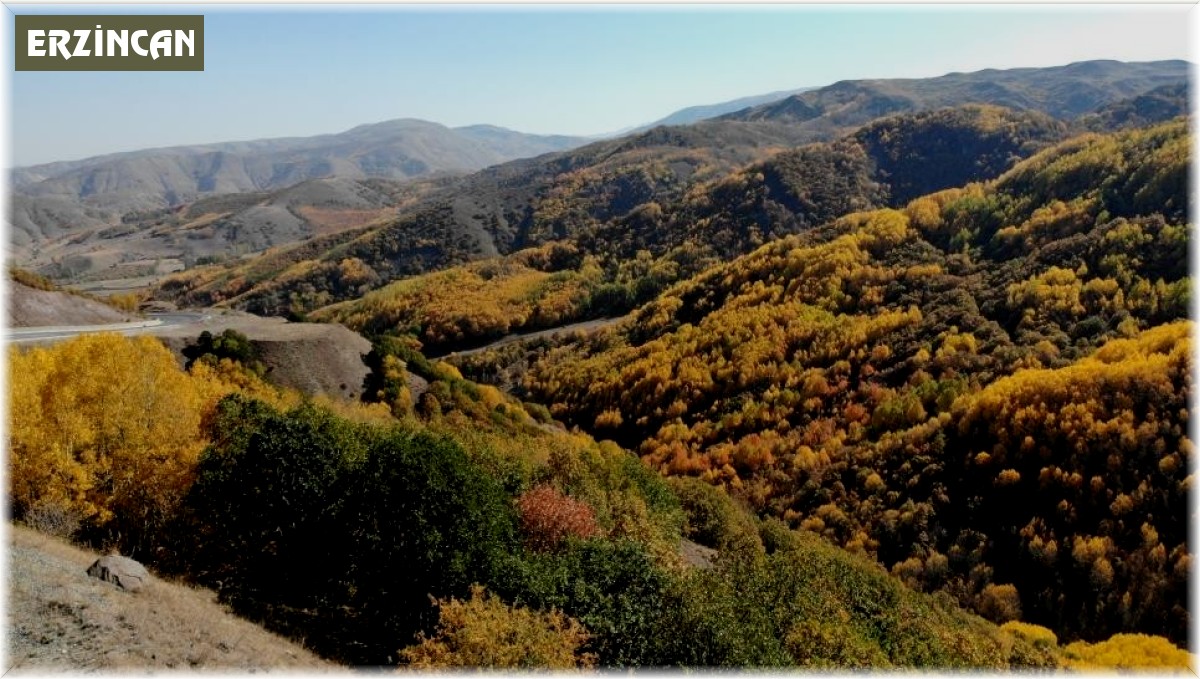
xmin=153 ymin=119 xmax=817 ymax=312
xmin=722 ymin=59 xmax=1188 ymax=129
xmin=520 ymin=119 xmax=1191 ymax=645
xmin=158 ymin=105 xmax=1069 ymax=321
xmin=21 ymin=176 xmax=441 ymax=282
xmin=639 ymin=88 xmax=816 ymax=129
xmin=1078 ymin=82 xmax=1189 ymax=131
xmin=17 ymin=60 xmax=1186 ymax=291
xmin=10 ymin=119 xmax=590 ymax=246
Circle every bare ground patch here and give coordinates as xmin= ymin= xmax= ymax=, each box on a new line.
xmin=6 ymin=525 xmax=340 ymax=673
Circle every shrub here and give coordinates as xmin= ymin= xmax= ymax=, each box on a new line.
xmin=183 ymin=328 xmax=265 ymax=376
xmin=976 ymin=583 xmax=1022 ymax=623
xmin=517 ymin=485 xmax=600 ymax=552
xmin=669 ymin=477 xmax=763 ymax=555
xmin=400 ymin=585 xmax=595 ymax=669
xmin=336 ymin=427 xmax=519 ymax=663
xmin=1063 ymin=633 xmax=1192 ymax=671
xmin=496 ymin=540 xmax=676 ymax=667
xmin=999 ymin=621 xmax=1057 ymax=649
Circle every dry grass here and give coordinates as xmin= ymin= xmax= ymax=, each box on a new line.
xmin=6 ymin=524 xmax=342 ymax=673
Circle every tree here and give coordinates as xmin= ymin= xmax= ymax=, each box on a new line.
xmin=9 ymin=334 xmax=209 ymax=552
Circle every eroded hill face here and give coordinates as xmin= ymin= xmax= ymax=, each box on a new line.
xmin=8 ymin=282 xmax=135 ymax=328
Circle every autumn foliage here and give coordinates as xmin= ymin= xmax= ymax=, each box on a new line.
xmin=516 ymin=484 xmax=601 ymax=551
xmin=9 ymin=335 xmax=211 ymax=546
xmin=519 ymin=120 xmax=1191 ymax=644
xmin=401 ymin=585 xmax=595 ymax=669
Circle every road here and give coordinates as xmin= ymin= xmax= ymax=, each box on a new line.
xmin=438 ymin=316 xmax=625 ymax=359
xmin=5 ymin=312 xmax=212 ymax=344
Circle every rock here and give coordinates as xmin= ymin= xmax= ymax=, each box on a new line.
xmin=86 ymin=555 xmax=150 ymax=592
xmin=679 ymin=538 xmax=718 ymax=569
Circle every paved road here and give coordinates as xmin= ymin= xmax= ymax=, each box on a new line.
xmin=5 ymin=312 xmax=211 ymax=344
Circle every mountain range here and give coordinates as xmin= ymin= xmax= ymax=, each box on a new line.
xmin=11 ymin=59 xmax=1190 ymax=291
xmin=10 ymin=120 xmax=590 ymax=247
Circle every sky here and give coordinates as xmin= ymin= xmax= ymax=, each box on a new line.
xmin=6 ymin=4 xmax=1194 ymax=167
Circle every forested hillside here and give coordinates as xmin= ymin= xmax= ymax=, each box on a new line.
xmin=10 ymin=330 xmax=1187 ymax=670
xmin=515 ymin=119 xmax=1190 ymax=643
xmin=723 ymin=59 xmax=1188 ymax=125
xmin=164 ymin=105 xmax=1071 ymax=331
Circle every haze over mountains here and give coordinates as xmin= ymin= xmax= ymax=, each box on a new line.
xmin=10 ymin=59 xmax=1190 ymax=290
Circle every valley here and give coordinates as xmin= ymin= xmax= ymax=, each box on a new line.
xmin=6 ymin=56 xmax=1194 ymax=671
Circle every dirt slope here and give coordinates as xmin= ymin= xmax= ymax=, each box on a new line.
xmin=6 ymin=525 xmax=339 ymax=673
xmin=153 ymin=310 xmax=373 ymax=400
xmin=8 ymin=282 xmax=134 ymax=327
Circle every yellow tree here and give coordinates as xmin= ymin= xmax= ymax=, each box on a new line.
xmin=9 ymin=334 xmax=209 ymax=541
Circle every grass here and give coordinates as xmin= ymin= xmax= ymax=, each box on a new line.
xmin=6 ymin=524 xmax=340 ymax=673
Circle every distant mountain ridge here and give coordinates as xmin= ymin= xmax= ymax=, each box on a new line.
xmin=722 ymin=59 xmax=1189 ymax=128
xmin=12 ymin=59 xmax=1189 ymax=294
xmin=638 ymin=88 xmax=817 ymax=130
xmin=10 ymin=119 xmax=590 ymax=246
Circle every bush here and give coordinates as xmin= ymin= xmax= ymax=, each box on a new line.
xmin=176 ymin=395 xmax=519 ymax=665
xmin=669 ymin=477 xmax=763 ymax=555
xmin=176 ymin=395 xmax=364 ymax=611
xmin=517 ymin=485 xmax=600 ymax=552
xmin=401 ymin=585 xmax=595 ymax=669
xmin=336 ymin=427 xmax=519 ymax=663
xmin=999 ymin=621 xmax=1057 ymax=649
xmin=1063 ymin=633 xmax=1192 ymax=671
xmin=976 ymin=583 xmax=1022 ymax=623
xmin=183 ymin=328 xmax=265 ymax=376
xmin=496 ymin=540 xmax=676 ymax=667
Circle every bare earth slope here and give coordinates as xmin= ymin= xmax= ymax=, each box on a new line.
xmin=6 ymin=525 xmax=338 ymax=672
xmin=151 ymin=310 xmax=373 ymax=400
xmin=8 ymin=282 xmax=134 ymax=327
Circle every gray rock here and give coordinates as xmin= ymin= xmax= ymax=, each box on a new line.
xmin=86 ymin=555 xmax=150 ymax=592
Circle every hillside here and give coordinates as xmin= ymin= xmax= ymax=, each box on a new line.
xmin=515 ymin=119 xmax=1190 ymax=644
xmin=1079 ymin=82 xmax=1190 ymax=132
xmin=8 ymin=525 xmax=334 ymax=672
xmin=16 ymin=60 xmax=1183 ymax=295
xmin=723 ymin=59 xmax=1188 ymax=129
xmin=7 ymin=269 xmax=139 ymax=327
xmin=4 ymin=331 xmax=1080 ymax=670
xmin=19 ymin=176 xmax=438 ymax=284
xmin=8 ymin=308 xmax=1188 ymax=670
xmin=10 ymin=119 xmax=588 ymax=249
xmin=194 ymin=104 xmax=1065 ymax=348
xmin=157 ymin=104 xmax=1072 ymax=325
xmin=9 ymin=282 xmax=135 ymax=328
xmin=637 ymin=87 xmax=815 ymax=129
xmin=152 ymin=119 xmax=812 ymax=313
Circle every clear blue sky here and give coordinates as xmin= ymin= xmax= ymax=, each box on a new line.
xmin=8 ymin=4 xmax=1193 ymax=166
